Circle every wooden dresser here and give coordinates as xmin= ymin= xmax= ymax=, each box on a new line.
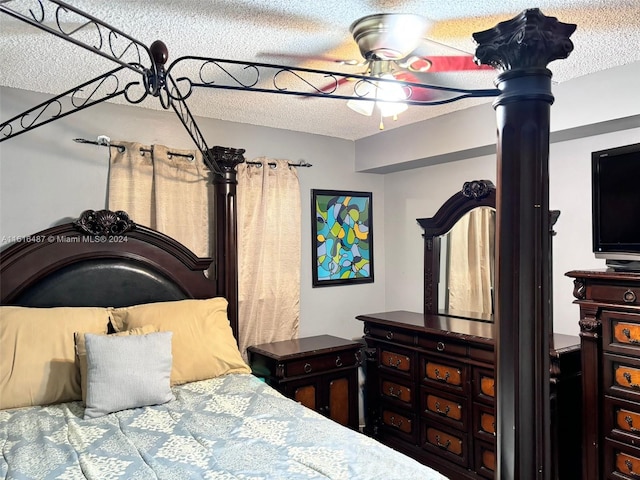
xmin=567 ymin=269 xmax=640 ymax=480
xmin=357 ymin=310 xmax=582 ymax=480
xmin=247 ymin=335 xmax=361 ymax=430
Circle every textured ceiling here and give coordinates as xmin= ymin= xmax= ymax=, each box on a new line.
xmin=1 ymin=0 xmax=639 ymax=140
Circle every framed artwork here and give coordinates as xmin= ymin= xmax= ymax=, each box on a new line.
xmin=311 ymin=189 xmax=374 ymax=287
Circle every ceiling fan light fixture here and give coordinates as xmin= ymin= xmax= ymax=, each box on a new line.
xmin=347 ymin=98 xmax=375 ymax=116
xmin=375 ymin=73 xmax=409 ymax=117
xmin=347 ymin=73 xmax=408 ymax=118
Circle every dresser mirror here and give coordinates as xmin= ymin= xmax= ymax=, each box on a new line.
xmin=417 ymin=180 xmax=496 ymax=322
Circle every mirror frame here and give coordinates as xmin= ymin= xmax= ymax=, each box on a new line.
xmin=417 ymin=179 xmax=496 ymax=316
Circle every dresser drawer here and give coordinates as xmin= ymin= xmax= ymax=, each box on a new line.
xmin=421 ymin=386 xmax=468 ymax=431
xmin=416 ymin=336 xmax=467 ymax=357
xmin=604 ymin=395 xmax=640 ymax=444
xmin=473 ymin=368 xmax=495 ymax=404
xmin=285 ymin=350 xmax=358 ymax=377
xmin=604 ymin=311 xmax=640 ymax=356
xmin=605 ymin=438 xmax=640 ymax=480
xmin=474 ymin=440 xmax=496 ymax=479
xmin=473 ymin=402 xmax=496 ymax=442
xmin=605 ymin=354 xmax=640 ymax=402
xmin=421 ymin=356 xmax=468 ymax=394
xmin=421 ymin=421 xmax=470 ymax=468
xmin=590 ymin=284 xmax=640 ymax=306
xmin=379 ymin=345 xmax=415 ymax=378
xmin=379 ymin=374 xmax=414 ymax=408
xmin=380 ymin=405 xmax=417 ymax=443
xmin=366 ymin=325 xmax=415 ymax=345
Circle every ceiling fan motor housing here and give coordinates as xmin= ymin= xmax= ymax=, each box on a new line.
xmin=349 ymin=13 xmax=430 ymax=61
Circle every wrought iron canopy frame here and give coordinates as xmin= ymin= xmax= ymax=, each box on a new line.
xmin=0 ymin=0 xmax=500 ymax=173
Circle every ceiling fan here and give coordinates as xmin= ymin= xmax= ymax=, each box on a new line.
xmin=259 ymin=13 xmax=492 ymax=127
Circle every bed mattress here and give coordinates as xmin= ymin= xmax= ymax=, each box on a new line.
xmin=1 ymin=374 xmax=447 ymax=479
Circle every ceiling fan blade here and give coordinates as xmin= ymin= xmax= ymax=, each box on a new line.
xmin=392 ymin=71 xmax=434 ymax=101
xmin=256 ymin=52 xmax=362 ymax=66
xmin=405 ymin=55 xmax=492 ymax=72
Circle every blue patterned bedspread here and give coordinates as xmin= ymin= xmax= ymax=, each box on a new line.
xmin=0 ymin=374 xmax=447 ymax=479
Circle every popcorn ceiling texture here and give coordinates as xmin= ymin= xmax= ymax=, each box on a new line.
xmin=1 ymin=0 xmax=638 ymax=140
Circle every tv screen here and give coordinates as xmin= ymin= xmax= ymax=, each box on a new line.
xmin=592 ymin=142 xmax=640 ymax=263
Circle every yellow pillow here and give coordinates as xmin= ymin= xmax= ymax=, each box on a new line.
xmin=110 ymin=298 xmax=250 ymax=385
xmin=74 ymin=324 xmax=159 ymax=405
xmin=0 ymin=306 xmax=111 ymax=410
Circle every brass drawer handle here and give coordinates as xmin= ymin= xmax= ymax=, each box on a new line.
xmin=625 ymin=459 xmax=640 ymax=476
xmin=436 ymin=341 xmax=445 ymax=352
xmin=335 ymin=355 xmax=343 ymax=367
xmin=434 ymin=401 xmax=450 ymax=416
xmin=387 ymin=386 xmax=403 ymax=398
xmin=624 ymin=289 xmax=637 ymax=303
xmin=434 ymin=368 xmax=450 ymax=383
xmin=625 ymin=415 xmax=640 ymax=432
xmin=623 ymin=328 xmax=640 ymax=344
xmin=304 ymin=363 xmax=312 ymax=374
xmin=389 ymin=415 xmax=404 ymax=429
xmin=623 ymin=372 xmax=640 ymax=389
xmin=435 ymin=435 xmax=451 ymax=450
xmin=386 ymin=331 xmax=394 ymax=340
xmin=388 ymin=356 xmax=403 ymax=368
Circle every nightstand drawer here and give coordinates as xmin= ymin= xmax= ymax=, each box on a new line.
xmin=590 ymin=284 xmax=640 ymax=306
xmin=605 ymin=438 xmax=640 ymax=480
xmin=605 ymin=353 xmax=640 ymax=402
xmin=605 ymin=395 xmax=640 ymax=443
xmin=286 ymin=351 xmax=358 ymax=377
xmin=604 ymin=311 xmax=640 ymax=356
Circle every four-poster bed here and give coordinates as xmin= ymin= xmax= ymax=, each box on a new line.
xmin=0 ymin=2 xmax=578 ymax=479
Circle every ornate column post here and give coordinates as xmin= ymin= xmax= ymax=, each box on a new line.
xmin=473 ymin=10 xmax=576 ymax=479
xmin=206 ymin=146 xmax=245 ymax=339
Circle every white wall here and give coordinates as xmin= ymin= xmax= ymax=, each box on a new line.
xmin=0 ymin=86 xmax=384 ymax=342
xmin=383 ymin=127 xmax=640 ymax=337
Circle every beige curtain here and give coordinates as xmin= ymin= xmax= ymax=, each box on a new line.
xmin=237 ymin=158 xmax=301 ymax=359
xmin=446 ymin=208 xmax=495 ymax=315
xmin=107 ymin=142 xmax=212 ymax=258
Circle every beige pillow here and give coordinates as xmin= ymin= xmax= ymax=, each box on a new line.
xmin=111 ymin=298 xmax=250 ymax=385
xmin=74 ymin=324 xmax=158 ymax=405
xmin=0 ymin=306 xmax=111 ymax=410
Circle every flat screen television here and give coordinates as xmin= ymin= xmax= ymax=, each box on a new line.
xmin=592 ymin=142 xmax=640 ymax=270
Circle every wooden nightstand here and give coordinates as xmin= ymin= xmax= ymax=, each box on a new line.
xmin=247 ymin=335 xmax=362 ymax=430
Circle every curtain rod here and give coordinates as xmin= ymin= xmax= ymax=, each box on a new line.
xmin=73 ymin=137 xmax=312 ymax=167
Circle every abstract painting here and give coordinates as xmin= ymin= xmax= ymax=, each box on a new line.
xmin=312 ymin=189 xmax=373 ymax=287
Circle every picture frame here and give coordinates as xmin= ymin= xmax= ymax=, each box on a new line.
xmin=311 ymin=189 xmax=374 ymax=287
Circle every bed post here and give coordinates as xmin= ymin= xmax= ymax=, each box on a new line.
xmin=207 ymin=146 xmax=246 ymax=340
xmin=473 ymin=10 xmax=576 ymax=479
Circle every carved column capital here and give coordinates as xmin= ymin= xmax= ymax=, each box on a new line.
xmin=205 ymin=146 xmax=246 ymax=175
xmin=579 ymin=315 xmax=601 ymax=338
xmin=473 ymin=8 xmax=576 ymax=72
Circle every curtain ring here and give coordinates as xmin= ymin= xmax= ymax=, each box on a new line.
xmin=269 ymin=162 xmax=277 ymax=169
xmin=117 ymin=145 xmax=125 ymax=153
